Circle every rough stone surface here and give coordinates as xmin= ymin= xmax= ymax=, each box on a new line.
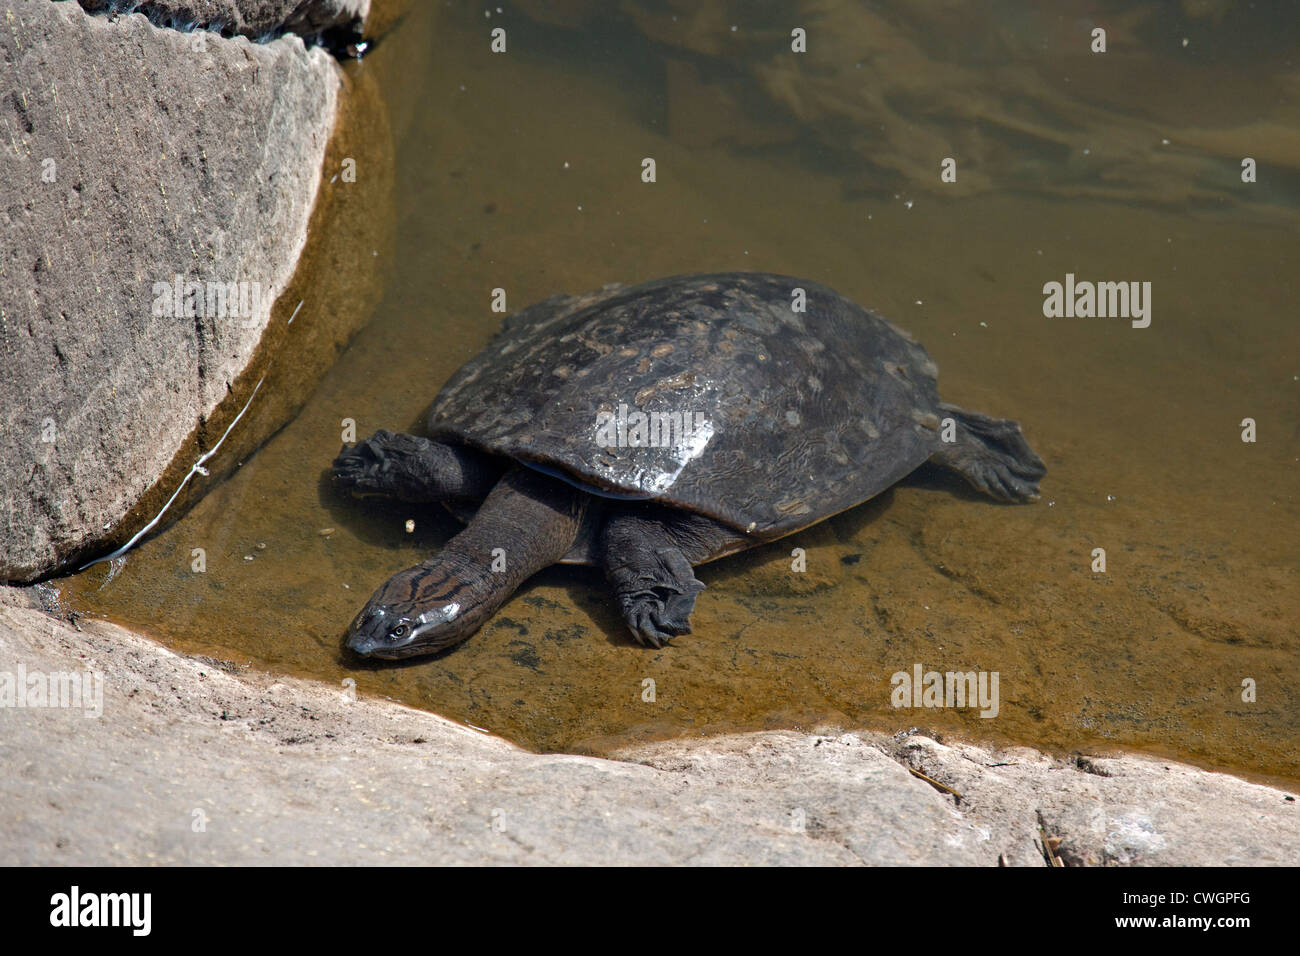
xmin=78 ymin=0 xmax=369 ymax=41
xmin=879 ymin=734 xmax=1300 ymax=867
xmin=0 ymin=0 xmax=341 ymax=581
xmin=2 ymin=586 xmax=1294 ymax=865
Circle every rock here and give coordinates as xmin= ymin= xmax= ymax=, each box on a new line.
xmin=1 ymin=586 xmax=1294 ymax=865
xmin=0 ymin=0 xmax=365 ymax=581
xmin=77 ymin=0 xmax=369 ymax=41
xmin=0 ymin=586 xmax=935 ymax=864
xmin=880 ymin=734 xmax=1300 ymax=866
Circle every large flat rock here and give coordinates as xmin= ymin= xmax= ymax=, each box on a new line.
xmin=2 ymin=586 xmax=1294 ymax=865
xmin=0 ymin=0 xmax=342 ymax=581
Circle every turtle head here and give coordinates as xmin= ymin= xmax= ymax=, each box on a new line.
xmin=344 ymin=468 xmax=585 ymax=661
xmin=346 ymin=561 xmax=481 ymax=659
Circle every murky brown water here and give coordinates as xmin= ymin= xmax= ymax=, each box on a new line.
xmin=60 ymin=2 xmax=1298 ymax=783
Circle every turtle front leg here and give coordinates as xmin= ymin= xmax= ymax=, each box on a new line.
xmin=332 ymin=430 xmax=498 ymax=502
xmin=600 ymin=509 xmax=744 ymax=648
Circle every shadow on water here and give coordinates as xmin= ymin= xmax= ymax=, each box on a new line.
xmin=58 ymin=1 xmax=1299 ymax=786
xmin=901 ymin=464 xmax=1022 ymax=505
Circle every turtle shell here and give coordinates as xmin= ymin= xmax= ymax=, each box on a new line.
xmin=427 ymin=272 xmax=944 ymax=541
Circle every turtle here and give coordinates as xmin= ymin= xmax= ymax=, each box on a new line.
xmin=331 ymin=272 xmax=1045 ymax=659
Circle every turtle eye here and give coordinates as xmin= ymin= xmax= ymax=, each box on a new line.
xmin=391 ymin=624 xmax=408 ymax=639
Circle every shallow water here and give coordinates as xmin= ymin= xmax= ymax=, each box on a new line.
xmin=61 ymin=2 xmax=1297 ymax=783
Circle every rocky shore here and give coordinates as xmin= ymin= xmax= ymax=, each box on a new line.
xmin=3 ymin=587 xmax=1295 ymax=865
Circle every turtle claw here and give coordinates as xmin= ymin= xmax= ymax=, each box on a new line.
xmin=932 ymin=404 xmax=1046 ymax=505
xmin=610 ymin=548 xmax=705 ymax=648
xmin=970 ymin=461 xmax=1041 ymax=503
xmin=626 ymin=588 xmax=699 ymax=647
xmin=629 ymin=606 xmax=675 ymax=648
xmin=332 ymin=429 xmax=398 ymax=497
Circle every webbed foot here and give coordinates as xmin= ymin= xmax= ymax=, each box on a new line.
xmin=608 ymin=548 xmax=705 ymax=648
xmin=332 ymin=429 xmax=416 ymax=498
xmin=931 ymin=403 xmax=1046 ymax=503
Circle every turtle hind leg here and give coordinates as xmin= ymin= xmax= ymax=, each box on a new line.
xmin=930 ymin=403 xmax=1046 ymax=503
xmin=600 ymin=508 xmax=743 ymax=648
xmin=332 ymin=430 xmax=498 ymax=502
